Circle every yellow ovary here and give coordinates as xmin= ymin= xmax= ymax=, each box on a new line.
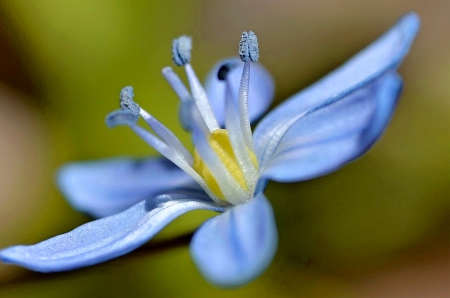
xmin=193 ymin=129 xmax=258 ymax=201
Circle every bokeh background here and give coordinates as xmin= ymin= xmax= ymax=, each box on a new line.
xmin=0 ymin=1 xmax=448 ymax=297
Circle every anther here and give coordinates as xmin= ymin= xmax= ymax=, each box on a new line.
xmin=239 ymin=31 xmax=259 ymax=62
xmin=120 ymin=86 xmax=140 ymax=116
xmin=172 ymin=35 xmax=192 ymax=66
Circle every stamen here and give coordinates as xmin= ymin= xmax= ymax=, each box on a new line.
xmin=239 ymin=31 xmax=259 ymax=62
xmin=236 ymin=60 xmax=254 ymax=151
xmin=184 ymin=64 xmax=220 ymax=132
xmin=171 ymin=35 xmax=219 ymax=132
xmin=162 ymin=66 xmax=195 ymax=131
xmin=162 ymin=67 xmax=192 ymax=103
xmin=139 ymin=109 xmax=193 ymax=165
xmin=172 ymin=36 xmax=192 ymax=66
xmin=117 ymin=85 xmax=193 ymax=164
xmin=236 ymin=31 xmax=259 ymax=151
xmin=107 ymin=109 xmax=223 ymax=205
xmin=162 ymin=67 xmax=213 ymax=135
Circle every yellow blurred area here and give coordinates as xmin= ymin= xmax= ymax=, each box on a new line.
xmin=0 ymin=0 xmax=448 ymax=297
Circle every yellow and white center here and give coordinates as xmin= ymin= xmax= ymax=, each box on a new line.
xmin=193 ymin=129 xmax=258 ymax=204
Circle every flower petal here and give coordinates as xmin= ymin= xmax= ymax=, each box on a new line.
xmin=260 ymin=71 xmax=402 ymax=182
xmin=190 ymin=193 xmax=277 ymax=288
xmin=204 ymin=57 xmax=275 ymax=126
xmin=254 ymin=12 xmax=419 ymax=167
xmin=57 ymin=157 xmax=196 ymax=218
xmin=0 ymin=195 xmax=226 ymax=272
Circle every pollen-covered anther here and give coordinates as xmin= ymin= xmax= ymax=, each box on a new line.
xmin=120 ymin=86 xmax=140 ymax=116
xmin=239 ymin=31 xmax=259 ymax=62
xmin=172 ymin=35 xmax=192 ymax=66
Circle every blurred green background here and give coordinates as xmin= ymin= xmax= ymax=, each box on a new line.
xmin=0 ymin=0 xmax=448 ymax=297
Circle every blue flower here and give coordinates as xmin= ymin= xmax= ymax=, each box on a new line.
xmin=0 ymin=13 xmax=419 ymax=288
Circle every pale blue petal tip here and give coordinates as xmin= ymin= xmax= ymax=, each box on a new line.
xmin=402 ymin=12 xmax=420 ymax=36
xmin=393 ymin=12 xmax=420 ymax=65
xmin=254 ymin=12 xmax=420 ymax=173
xmin=0 ymin=246 xmax=53 ymax=273
xmin=190 ymin=193 xmax=277 ymax=287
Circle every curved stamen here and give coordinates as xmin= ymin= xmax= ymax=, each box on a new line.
xmin=106 ymin=111 xmax=223 ymax=204
xmin=237 ymin=31 xmax=259 ymax=151
xmin=118 ymin=86 xmax=193 ymax=164
xmin=162 ymin=66 xmax=196 ymax=132
xmin=171 ymin=35 xmax=220 ymax=132
xmin=162 ymin=67 xmax=192 ymax=103
xmin=139 ymin=109 xmax=193 ymax=165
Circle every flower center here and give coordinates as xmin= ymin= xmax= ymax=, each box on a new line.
xmin=193 ymin=129 xmax=259 ymax=201
xmin=106 ymin=31 xmax=261 ymax=206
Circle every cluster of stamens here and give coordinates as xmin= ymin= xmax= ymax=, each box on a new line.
xmin=106 ymin=31 xmax=260 ymax=205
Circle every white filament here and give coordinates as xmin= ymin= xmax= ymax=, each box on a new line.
xmin=184 ymin=63 xmax=220 ymax=132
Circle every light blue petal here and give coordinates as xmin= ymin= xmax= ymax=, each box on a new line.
xmin=204 ymin=57 xmax=275 ymax=126
xmin=254 ymin=13 xmax=419 ymax=167
xmin=260 ymin=72 xmax=402 ymax=182
xmin=0 ymin=195 xmax=227 ymax=272
xmin=190 ymin=193 xmax=277 ymax=288
xmin=57 ymin=157 xmax=196 ymax=218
